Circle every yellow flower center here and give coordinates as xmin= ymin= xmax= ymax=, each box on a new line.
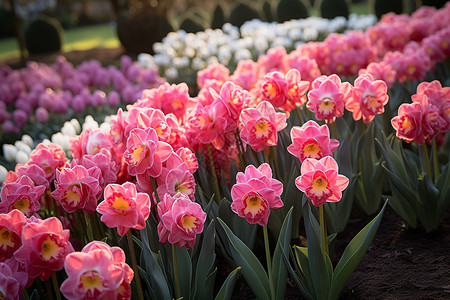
xmin=303 ymin=143 xmax=321 ymax=159
xmin=254 ymin=120 xmax=271 ymax=138
xmin=0 ymin=227 xmax=14 ymax=249
xmin=182 ymin=215 xmax=197 ymax=231
xmin=442 ymin=40 xmax=448 ymax=48
xmin=112 ymin=195 xmax=129 ymax=210
xmin=407 ymin=65 xmax=416 ymax=74
xmin=65 ymin=188 xmax=81 ymax=206
xmin=41 ymin=236 xmax=61 ymax=261
xmin=318 ymin=101 xmax=335 ymax=115
xmin=13 ymin=197 xmax=30 ymax=213
xmin=244 ymin=194 xmax=263 ymax=216
xmin=130 ymin=144 xmax=147 ymax=164
xmin=265 ymin=83 xmax=277 ymax=97
xmin=402 ymin=117 xmax=412 ymax=132
xmin=171 ymin=100 xmax=183 ymax=109
xmin=81 ymin=271 xmax=103 ymax=292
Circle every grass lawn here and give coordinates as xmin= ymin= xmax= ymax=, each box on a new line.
xmin=0 ymin=22 xmax=120 ymax=61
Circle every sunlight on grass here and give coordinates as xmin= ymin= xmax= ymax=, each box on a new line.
xmin=0 ymin=23 xmax=119 ymax=61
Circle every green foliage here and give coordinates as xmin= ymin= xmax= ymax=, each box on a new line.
xmin=320 ymin=0 xmax=349 ymax=19
xmin=421 ymin=0 xmax=447 ymax=8
xmin=227 ymin=3 xmax=260 ymax=28
xmin=211 ymin=4 xmax=226 ymax=29
xmin=374 ymin=0 xmax=403 ymax=19
xmin=180 ymin=17 xmax=204 ymax=33
xmin=277 ymin=0 xmax=309 ymax=22
xmin=25 ymin=15 xmax=64 ymax=54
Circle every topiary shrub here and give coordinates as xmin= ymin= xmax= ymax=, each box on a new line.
xmin=211 ymin=4 xmax=226 ymax=29
xmin=277 ymin=0 xmax=309 ymax=22
xmin=262 ymin=1 xmax=274 ymax=22
xmin=25 ymin=15 xmax=64 ymax=54
xmin=421 ymin=0 xmax=447 ymax=8
xmin=116 ymin=12 xmax=173 ymax=54
xmin=227 ymin=3 xmax=260 ymax=28
xmin=180 ymin=17 xmax=204 ymax=33
xmin=0 ymin=7 xmax=15 ymax=38
xmin=374 ymin=0 xmax=403 ymax=19
xmin=320 ymin=0 xmax=349 ymax=19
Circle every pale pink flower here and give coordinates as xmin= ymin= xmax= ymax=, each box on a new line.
xmin=391 ymin=102 xmax=425 ymax=144
xmin=230 ymin=59 xmax=259 ymax=90
xmin=197 ymin=63 xmax=230 ymax=89
xmin=346 ymin=74 xmax=389 ymax=123
xmin=70 ymin=128 xmax=113 ymax=163
xmin=0 ymin=176 xmax=45 ymax=217
xmin=27 ymin=143 xmax=68 ymax=182
xmin=52 ymin=164 xmax=102 ymax=213
xmin=358 ymin=61 xmax=396 ymax=88
xmin=287 ymin=120 xmax=339 ymax=163
xmin=0 ymin=262 xmax=21 ymax=300
xmin=14 ymin=217 xmax=74 ymax=281
xmin=175 ymin=147 xmax=198 ymax=174
xmin=231 ymin=163 xmax=283 ymax=226
xmin=282 ymin=69 xmax=310 ymax=112
xmin=239 ymin=101 xmax=287 ymax=152
xmin=256 ymin=46 xmax=288 ymax=76
xmin=307 ymin=74 xmax=352 ymax=124
xmin=157 ymin=192 xmax=206 ymax=249
xmin=60 ymin=241 xmax=129 ymax=300
xmin=285 ymin=51 xmax=322 ymax=83
xmin=16 ymin=164 xmax=50 ymax=190
xmin=295 ymin=156 xmax=349 ymax=207
xmin=97 ymin=182 xmax=150 ymax=236
xmin=123 ymin=127 xmax=173 ymax=177
xmin=0 ymin=210 xmax=27 ymax=262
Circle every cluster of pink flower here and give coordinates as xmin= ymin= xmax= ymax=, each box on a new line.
xmin=392 ymin=80 xmax=450 ymax=144
xmin=0 ymin=55 xmax=163 ymax=134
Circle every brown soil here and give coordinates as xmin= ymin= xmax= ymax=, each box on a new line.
xmin=3 ymin=47 xmax=450 ymax=300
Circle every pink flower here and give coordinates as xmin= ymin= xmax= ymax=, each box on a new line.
xmin=287 ymin=120 xmax=339 ymax=162
xmin=295 ymin=156 xmax=349 ymax=207
xmin=231 ymin=163 xmax=283 ymax=226
xmin=239 ymin=101 xmax=287 ymax=152
xmin=412 ymin=94 xmax=447 ymax=142
xmin=97 ymin=182 xmax=150 ymax=236
xmin=197 ymin=63 xmax=230 ymax=89
xmin=282 ymin=69 xmax=310 ymax=112
xmin=391 ymin=102 xmax=425 ymax=144
xmin=123 ymin=127 xmax=173 ymax=177
xmin=260 ymin=71 xmax=289 ymax=109
xmin=285 ymin=51 xmax=322 ymax=83
xmin=230 ymin=59 xmax=259 ymax=90
xmin=16 ymin=164 xmax=50 ymax=190
xmin=0 ymin=176 xmax=45 ymax=217
xmin=27 ymin=143 xmax=68 ymax=182
xmin=60 ymin=241 xmax=131 ymax=300
xmin=157 ymin=193 xmax=206 ymax=249
xmin=0 ymin=262 xmax=21 ymax=300
xmin=70 ymin=129 xmax=113 ymax=163
xmin=14 ymin=217 xmax=74 ymax=281
xmin=306 ymin=74 xmax=352 ymax=124
xmin=52 ymin=164 xmax=102 ymax=213
xmin=124 ymin=106 xmax=171 ymax=143
xmin=358 ymin=61 xmax=396 ymax=89
xmin=79 ymin=148 xmax=118 ymax=189
xmin=0 ymin=210 xmax=27 ymax=261
xmin=346 ymin=74 xmax=389 ymax=123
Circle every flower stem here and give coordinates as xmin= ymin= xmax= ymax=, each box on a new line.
xmin=263 ymin=225 xmax=276 ymax=300
xmin=83 ymin=212 xmax=94 ymax=242
xmin=421 ymin=143 xmax=432 ymax=178
xmin=319 ymin=205 xmax=329 ymax=256
xmin=432 ymin=137 xmax=440 ymax=180
xmin=44 ymin=277 xmax=55 ymax=300
xmin=207 ymin=143 xmax=221 ymax=204
xmin=331 ymin=121 xmax=339 ymax=140
xmin=127 ymin=230 xmax=145 ymax=300
xmin=150 ymin=177 xmax=160 ymax=203
xmin=236 ymin=130 xmax=248 ymax=169
xmin=294 ymin=107 xmax=304 ymax=125
xmin=172 ymin=244 xmax=181 ymax=300
xmin=51 ymin=273 xmax=61 ymax=300
xmin=270 ymin=147 xmax=282 ymax=182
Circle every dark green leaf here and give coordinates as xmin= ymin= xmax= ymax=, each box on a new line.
xmin=214 ymin=267 xmax=241 ymax=300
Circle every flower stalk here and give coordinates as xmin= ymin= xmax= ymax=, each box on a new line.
xmin=319 ymin=204 xmax=329 ymax=256
xmin=172 ymin=244 xmax=181 ymax=300
xmin=263 ymin=225 xmax=276 ymax=300
xmin=207 ymin=143 xmax=221 ymax=203
xmin=127 ymin=230 xmax=145 ymax=300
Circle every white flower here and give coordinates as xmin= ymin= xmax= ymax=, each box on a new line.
xmin=15 ymin=150 xmax=29 ymax=165
xmin=21 ymin=134 xmax=34 ymax=148
xmin=14 ymin=141 xmax=32 ymax=155
xmin=165 ymin=67 xmax=179 ymax=80
xmin=137 ymin=53 xmax=155 ymax=69
xmin=3 ymin=144 xmax=17 ymax=162
xmin=51 ymin=133 xmax=71 ymax=152
xmin=0 ymin=165 xmax=7 ymax=184
xmin=70 ymin=118 xmax=81 ymax=134
xmin=61 ymin=121 xmax=77 ymax=137
xmin=82 ymin=116 xmax=99 ymax=131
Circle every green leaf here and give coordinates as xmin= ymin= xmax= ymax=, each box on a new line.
xmin=302 ymin=197 xmax=332 ymax=300
xmin=417 ymin=174 xmax=440 ymax=232
xmin=175 ymin=245 xmax=192 ymax=299
xmin=217 ymin=218 xmax=271 ymax=300
xmin=193 ymin=221 xmax=216 ymax=300
xmin=329 ymin=200 xmax=388 ymax=300
xmin=214 ymin=267 xmax=241 ymax=300
xmin=437 ymin=162 xmax=450 ymax=220
xmin=293 ymin=246 xmax=315 ymax=300
xmin=272 ymin=207 xmax=293 ymax=300
xmin=140 ymin=226 xmax=171 ymax=300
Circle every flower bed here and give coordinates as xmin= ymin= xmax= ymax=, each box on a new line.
xmin=0 ymin=4 xmax=449 ymax=300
